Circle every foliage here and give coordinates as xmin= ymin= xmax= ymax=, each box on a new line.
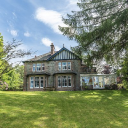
xmin=117 ymin=56 xmax=128 ymax=88
xmin=59 ymin=0 xmax=128 ymax=65
xmin=0 ymin=33 xmax=31 ymax=78
xmin=0 ymin=65 xmax=24 ymax=91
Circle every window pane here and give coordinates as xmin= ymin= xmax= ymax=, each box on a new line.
xmin=30 ymin=77 xmax=34 ymax=88
xmin=58 ymin=62 xmax=61 ymax=70
xmin=62 ymin=62 xmax=67 ymax=70
xmin=68 ymin=76 xmax=71 ymax=87
xmin=42 ymin=63 xmax=45 ymax=71
xmin=33 ymin=64 xmax=36 ymax=71
xmin=82 ymin=77 xmax=90 ymax=86
xmin=35 ymin=77 xmax=39 ymax=88
xmin=62 ymin=76 xmax=67 ymax=87
xmin=93 ymin=77 xmax=99 ymax=87
xmin=67 ymin=62 xmax=71 ymax=70
xmin=58 ymin=76 xmax=61 ymax=87
xmin=37 ymin=63 xmax=41 ymax=71
xmin=40 ymin=77 xmax=43 ymax=88
xmin=104 ymin=76 xmax=109 ymax=85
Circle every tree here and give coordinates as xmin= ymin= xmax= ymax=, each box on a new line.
xmin=59 ymin=0 xmax=128 ymax=65
xmin=0 ymin=33 xmax=32 ymax=78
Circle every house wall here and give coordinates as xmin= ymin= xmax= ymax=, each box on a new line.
xmin=23 ymin=59 xmax=82 ymax=91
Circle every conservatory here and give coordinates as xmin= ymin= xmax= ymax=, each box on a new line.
xmin=80 ymin=74 xmax=117 ymax=90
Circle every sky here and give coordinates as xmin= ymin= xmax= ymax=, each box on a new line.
xmin=0 ymin=0 xmax=79 ymax=63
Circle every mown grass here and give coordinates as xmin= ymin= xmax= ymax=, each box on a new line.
xmin=0 ymin=90 xmax=128 ymax=128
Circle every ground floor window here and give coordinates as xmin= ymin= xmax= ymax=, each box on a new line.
xmin=58 ymin=76 xmax=72 ymax=87
xmin=30 ymin=76 xmax=47 ymax=89
xmin=30 ymin=77 xmax=34 ymax=88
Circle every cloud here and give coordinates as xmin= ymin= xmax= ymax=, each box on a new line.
xmin=68 ymin=0 xmax=78 ymax=5
xmin=10 ymin=30 xmax=18 ymax=36
xmin=24 ymin=31 xmax=30 ymax=37
xmin=55 ymin=46 xmax=60 ymax=51
xmin=41 ymin=38 xmax=52 ymax=47
xmin=35 ymin=7 xmax=67 ymax=34
xmin=41 ymin=37 xmax=61 ymax=51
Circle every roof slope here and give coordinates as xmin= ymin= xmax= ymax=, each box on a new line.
xmin=23 ymin=47 xmax=81 ymax=62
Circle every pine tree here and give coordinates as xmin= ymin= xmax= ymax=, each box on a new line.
xmin=59 ymin=0 xmax=128 ymax=64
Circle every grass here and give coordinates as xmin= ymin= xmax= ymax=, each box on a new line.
xmin=0 ymin=90 xmax=128 ymax=128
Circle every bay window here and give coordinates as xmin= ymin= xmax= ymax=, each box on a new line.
xmin=58 ymin=76 xmax=72 ymax=87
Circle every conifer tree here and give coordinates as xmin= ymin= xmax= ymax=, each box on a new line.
xmin=59 ymin=0 xmax=128 ymax=64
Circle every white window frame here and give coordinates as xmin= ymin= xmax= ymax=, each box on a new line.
xmin=58 ymin=62 xmax=61 ymax=70
xmin=42 ymin=63 xmax=45 ymax=71
xmin=40 ymin=77 xmax=43 ymax=88
xmin=67 ymin=62 xmax=71 ymax=70
xmin=62 ymin=62 xmax=67 ymax=70
xmin=35 ymin=77 xmax=39 ymax=88
xmin=58 ymin=76 xmax=61 ymax=88
xmin=62 ymin=76 xmax=67 ymax=87
xmin=30 ymin=77 xmax=34 ymax=88
xmin=32 ymin=64 xmax=36 ymax=72
xmin=68 ymin=76 xmax=72 ymax=87
xmin=36 ymin=63 xmax=41 ymax=72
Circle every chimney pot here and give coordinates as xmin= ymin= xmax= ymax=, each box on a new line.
xmin=50 ymin=43 xmax=55 ymax=55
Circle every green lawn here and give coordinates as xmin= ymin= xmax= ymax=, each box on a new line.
xmin=0 ymin=91 xmax=128 ymax=128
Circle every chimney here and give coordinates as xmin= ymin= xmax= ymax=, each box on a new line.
xmin=50 ymin=43 xmax=55 ymax=55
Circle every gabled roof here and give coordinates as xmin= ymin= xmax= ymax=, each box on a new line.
xmin=47 ymin=47 xmax=81 ymax=61
xmin=23 ymin=47 xmax=81 ymax=63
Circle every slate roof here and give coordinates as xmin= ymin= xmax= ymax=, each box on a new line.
xmin=23 ymin=51 xmax=57 ymax=62
xmin=23 ymin=47 xmax=81 ymax=62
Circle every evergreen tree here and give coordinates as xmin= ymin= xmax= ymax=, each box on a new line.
xmin=59 ymin=0 xmax=128 ymax=64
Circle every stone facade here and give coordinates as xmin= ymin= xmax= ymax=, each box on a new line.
xmin=23 ymin=44 xmax=96 ymax=91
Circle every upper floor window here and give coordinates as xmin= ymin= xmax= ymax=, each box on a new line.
xmin=58 ymin=62 xmax=61 ymax=70
xmin=58 ymin=62 xmax=71 ymax=70
xmin=37 ymin=63 xmax=41 ymax=71
xmin=32 ymin=63 xmax=45 ymax=72
xmin=33 ymin=64 xmax=36 ymax=72
xmin=42 ymin=63 xmax=45 ymax=71
xmin=67 ymin=62 xmax=71 ymax=70
xmin=62 ymin=62 xmax=67 ymax=70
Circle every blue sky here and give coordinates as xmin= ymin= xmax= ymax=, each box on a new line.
xmin=0 ymin=0 xmax=79 ymax=62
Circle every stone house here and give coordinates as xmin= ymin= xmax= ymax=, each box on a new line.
xmin=23 ymin=43 xmax=96 ymax=91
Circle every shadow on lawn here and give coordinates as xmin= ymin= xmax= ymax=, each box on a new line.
xmin=0 ymin=91 xmax=128 ymax=128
